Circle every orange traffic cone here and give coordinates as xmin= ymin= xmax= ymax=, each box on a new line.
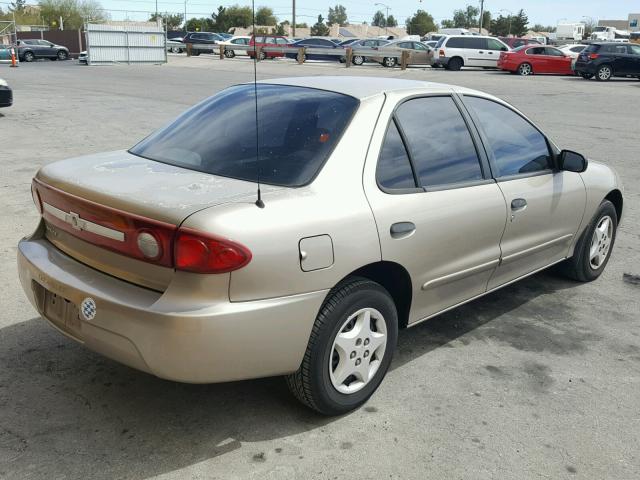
xmin=10 ymin=47 xmax=18 ymax=67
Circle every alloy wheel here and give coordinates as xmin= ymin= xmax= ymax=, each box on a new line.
xmin=329 ymin=307 xmax=387 ymax=394
xmin=518 ymin=63 xmax=532 ymax=76
xmin=589 ymin=215 xmax=613 ymax=270
xmin=597 ymin=65 xmax=612 ymax=81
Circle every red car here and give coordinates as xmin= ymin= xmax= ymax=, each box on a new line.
xmin=247 ymin=35 xmax=289 ymax=59
xmin=498 ymin=45 xmax=574 ymax=76
xmin=498 ymin=37 xmax=541 ymax=49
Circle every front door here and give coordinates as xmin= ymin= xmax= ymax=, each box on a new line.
xmin=409 ymin=42 xmax=431 ymax=65
xmin=485 ymin=38 xmax=508 ymax=67
xmin=364 ymin=94 xmax=507 ymax=323
xmin=464 ymin=37 xmax=491 ymax=67
xmin=462 ymin=95 xmax=586 ymax=289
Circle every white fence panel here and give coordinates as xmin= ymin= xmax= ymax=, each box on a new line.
xmin=86 ymin=23 xmax=166 ymax=65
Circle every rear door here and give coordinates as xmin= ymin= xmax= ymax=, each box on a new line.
xmin=463 ymin=37 xmax=489 ymax=66
xmin=526 ymin=46 xmax=548 ymax=71
xmin=410 ymin=41 xmax=431 ymax=64
xmin=462 ymin=95 xmax=586 ymax=289
xmin=628 ymin=44 xmax=640 ymax=74
xmin=364 ymin=94 xmax=507 ymax=323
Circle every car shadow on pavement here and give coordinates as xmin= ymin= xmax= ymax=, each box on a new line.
xmin=0 ymin=271 xmax=583 ymax=479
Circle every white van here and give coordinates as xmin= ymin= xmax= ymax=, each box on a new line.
xmin=433 ymin=35 xmax=510 ymax=70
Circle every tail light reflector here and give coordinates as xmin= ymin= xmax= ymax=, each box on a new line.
xmin=174 ymin=228 xmax=252 ymax=274
xmin=589 ymin=53 xmax=599 ymax=60
xmin=439 ymin=49 xmax=445 ymax=57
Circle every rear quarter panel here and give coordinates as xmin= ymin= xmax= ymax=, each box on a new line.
xmin=180 ymin=94 xmax=387 ymax=301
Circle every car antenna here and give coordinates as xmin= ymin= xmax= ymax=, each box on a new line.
xmin=252 ymin=0 xmax=265 ymax=208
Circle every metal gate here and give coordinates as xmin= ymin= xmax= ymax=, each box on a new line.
xmin=85 ymin=22 xmax=166 ymax=65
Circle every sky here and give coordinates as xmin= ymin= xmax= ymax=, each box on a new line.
xmin=96 ymin=0 xmax=639 ymax=27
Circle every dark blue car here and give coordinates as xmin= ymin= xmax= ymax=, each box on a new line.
xmin=285 ymin=38 xmax=344 ymax=61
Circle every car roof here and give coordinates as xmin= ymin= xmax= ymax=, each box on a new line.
xmin=256 ymin=76 xmax=490 ymax=100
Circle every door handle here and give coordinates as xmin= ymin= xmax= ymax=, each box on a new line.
xmin=390 ymin=222 xmax=416 ymax=238
xmin=511 ymin=198 xmax=527 ymax=211
xmin=478 ymin=50 xmax=484 ymax=53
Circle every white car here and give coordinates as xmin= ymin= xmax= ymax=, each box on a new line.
xmin=557 ymin=44 xmax=588 ymax=58
xmin=78 ymin=51 xmax=87 ymax=64
xmin=433 ymin=35 xmax=510 ymax=70
xmin=220 ymin=36 xmax=251 ymax=58
xmin=166 ymin=39 xmax=185 ymax=54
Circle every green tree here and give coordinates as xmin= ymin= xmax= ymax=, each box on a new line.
xmin=211 ymin=5 xmax=252 ymax=32
xmin=149 ymin=12 xmax=184 ymax=30
xmin=510 ymin=9 xmax=528 ymax=36
xmin=310 ymin=14 xmax=329 ymax=36
xmin=386 ymin=14 xmax=397 ymax=27
xmin=405 ymin=10 xmax=436 ymax=36
xmin=10 ymin=0 xmax=26 ymax=13
xmin=327 ymin=4 xmax=347 ymax=26
xmin=489 ymin=15 xmax=511 ymax=36
xmin=440 ymin=19 xmax=454 ymax=28
xmin=481 ymin=11 xmax=491 ymax=30
xmin=272 ymin=22 xmax=286 ymax=35
xmin=186 ymin=16 xmax=215 ymax=32
xmin=255 ymin=6 xmax=276 ymax=26
xmin=38 ymin=0 xmax=108 ymax=30
xmin=372 ymin=10 xmax=385 ymax=27
xmin=451 ymin=5 xmax=479 ymax=28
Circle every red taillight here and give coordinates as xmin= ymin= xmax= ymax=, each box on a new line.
xmin=589 ymin=53 xmax=599 ymax=60
xmin=439 ymin=49 xmax=445 ymax=57
xmin=174 ymin=228 xmax=252 ymax=274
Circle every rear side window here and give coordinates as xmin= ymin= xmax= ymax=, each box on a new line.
xmin=487 ymin=38 xmax=506 ymax=50
xmin=446 ymin=37 xmax=464 ymax=48
xmin=464 ymin=37 xmax=487 ymax=49
xmin=435 ymin=37 xmax=446 ymax=48
xmin=583 ymin=44 xmax=601 ymax=53
xmin=395 ymin=97 xmax=483 ymax=188
xmin=130 ymin=85 xmax=359 ymax=187
xmin=465 ymin=96 xmax=551 ymax=177
xmin=376 ymin=121 xmax=416 ymax=190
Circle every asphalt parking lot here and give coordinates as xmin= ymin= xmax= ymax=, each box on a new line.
xmin=1 ymin=56 xmax=639 ymax=479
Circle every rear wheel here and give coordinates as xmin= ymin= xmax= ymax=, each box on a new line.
xmin=258 ymin=51 xmax=267 ymax=60
xmin=448 ymin=57 xmax=463 ymax=71
xmin=596 ymin=64 xmax=612 ymax=81
xmin=558 ymin=200 xmax=617 ymax=282
xmin=57 ymin=50 xmax=68 ymax=60
xmin=518 ymin=62 xmax=533 ymax=76
xmin=286 ymin=277 xmax=398 ymax=415
xmin=352 ymin=55 xmax=365 ymax=66
xmin=23 ymin=51 xmax=35 ymax=62
xmin=382 ymin=57 xmax=397 ymax=67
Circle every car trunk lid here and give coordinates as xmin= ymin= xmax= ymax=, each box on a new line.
xmin=34 ymin=150 xmax=274 ymax=291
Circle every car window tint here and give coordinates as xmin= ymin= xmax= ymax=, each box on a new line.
xmin=395 ymin=97 xmax=483 ymax=187
xmin=629 ymin=44 xmax=640 ymax=55
xmin=397 ymin=42 xmax=411 ymax=49
xmin=276 ymin=38 xmax=288 ymax=45
xmin=266 ymin=37 xmax=276 ymax=44
xmin=130 ymin=85 xmax=359 ymax=187
xmin=465 ymin=96 xmax=551 ymax=177
xmin=376 ymin=121 xmax=416 ymax=190
xmin=487 ymin=38 xmax=505 ymax=50
xmin=528 ymin=47 xmax=545 ymax=55
xmin=545 ymin=47 xmax=563 ymax=56
xmin=570 ymin=46 xmax=585 ymax=53
xmin=464 ymin=37 xmax=487 ymax=49
xmin=446 ymin=37 xmax=465 ymax=48
xmin=413 ymin=42 xmax=428 ymax=50
xmin=513 ymin=40 xmax=525 ymax=48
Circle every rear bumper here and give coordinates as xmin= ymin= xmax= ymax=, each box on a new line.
xmin=433 ymin=56 xmax=450 ymax=67
xmin=574 ymin=61 xmax=596 ymax=74
xmin=17 ymin=228 xmax=327 ymax=383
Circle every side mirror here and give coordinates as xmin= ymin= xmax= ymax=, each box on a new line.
xmin=558 ymin=150 xmax=588 ymax=173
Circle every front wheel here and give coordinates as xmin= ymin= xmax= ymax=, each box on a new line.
xmin=382 ymin=57 xmax=397 ymax=68
xmin=23 ymin=51 xmax=35 ymax=62
xmin=352 ymin=55 xmax=365 ymax=66
xmin=224 ymin=49 xmax=235 ymax=58
xmin=558 ymin=200 xmax=617 ymax=282
xmin=286 ymin=277 xmax=398 ymax=415
xmin=258 ymin=51 xmax=267 ymax=60
xmin=57 ymin=50 xmax=68 ymax=60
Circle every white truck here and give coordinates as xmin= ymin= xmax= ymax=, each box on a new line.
xmin=556 ymin=23 xmax=585 ymax=41
xmin=590 ymin=26 xmax=630 ymax=42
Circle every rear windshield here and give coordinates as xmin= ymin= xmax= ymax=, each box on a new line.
xmin=583 ymin=44 xmax=600 ymax=53
xmin=130 ymin=84 xmax=359 ymax=187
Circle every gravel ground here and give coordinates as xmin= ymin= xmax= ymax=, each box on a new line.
xmin=0 ymin=56 xmax=638 ymax=480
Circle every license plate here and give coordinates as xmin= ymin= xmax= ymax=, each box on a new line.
xmin=33 ymin=282 xmax=82 ymax=339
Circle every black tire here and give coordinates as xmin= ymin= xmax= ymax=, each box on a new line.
xmin=192 ymin=50 xmax=200 ymax=56
xmin=224 ymin=49 xmax=235 ymax=58
xmin=596 ymin=64 xmax=612 ymax=81
xmin=448 ymin=57 xmax=463 ymax=71
xmin=23 ymin=51 xmax=35 ymax=62
xmin=57 ymin=50 xmax=68 ymax=60
xmin=518 ymin=62 xmax=533 ymax=76
xmin=50 ymin=57 xmax=57 ymax=61
xmin=558 ymin=200 xmax=617 ymax=282
xmin=286 ymin=277 xmax=398 ymax=416
xmin=581 ymin=72 xmax=594 ymax=80
xmin=382 ymin=57 xmax=397 ymax=68
xmin=352 ymin=55 xmax=364 ymax=66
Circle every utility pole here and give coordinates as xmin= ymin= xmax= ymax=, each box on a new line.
xmin=478 ymin=0 xmax=484 ymax=34
xmin=375 ymin=3 xmax=390 ymax=35
xmin=292 ymin=0 xmax=296 ymax=36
